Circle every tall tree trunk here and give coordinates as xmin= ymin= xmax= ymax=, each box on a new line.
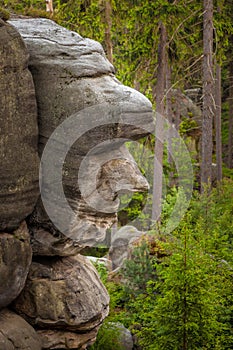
xmin=166 ymin=63 xmax=176 ymax=186
xmin=215 ymin=63 xmax=222 ymax=181
xmin=174 ymin=93 xmax=181 ymax=130
xmin=201 ymin=0 xmax=215 ymax=191
xmin=228 ymin=57 xmax=233 ymax=168
xmin=45 ymin=0 xmax=53 ymax=14
xmin=105 ymin=0 xmax=113 ymax=64
xmin=152 ymin=22 xmax=167 ymax=223
xmin=166 ymin=62 xmax=172 ymax=164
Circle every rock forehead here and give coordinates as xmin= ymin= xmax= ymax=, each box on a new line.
xmin=9 ymin=17 xmax=83 ymax=45
xmin=9 ymin=17 xmax=152 ymax=115
xmin=9 ymin=17 xmax=115 ymax=78
xmin=9 ymin=18 xmax=153 ymax=153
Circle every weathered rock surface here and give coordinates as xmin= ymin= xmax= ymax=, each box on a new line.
xmin=0 ymin=221 xmax=32 ymax=309
xmin=109 ymin=225 xmax=143 ymax=270
xmin=0 ymin=19 xmax=39 ymax=231
xmin=0 ymin=309 xmax=42 ymax=350
xmin=9 ymin=18 xmax=152 ymax=249
xmin=29 ymin=145 xmax=149 ymax=255
xmin=29 ymin=227 xmax=82 ymax=257
xmin=170 ymin=89 xmax=202 ymax=126
xmin=109 ymin=322 xmax=134 ymax=350
xmin=0 ymin=17 xmax=154 ymax=350
xmin=37 ymin=329 xmax=98 ymax=349
xmin=13 ymin=254 xmax=109 ymax=332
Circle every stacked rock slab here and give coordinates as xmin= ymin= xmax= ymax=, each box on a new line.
xmin=0 ymin=18 xmax=41 ymax=348
xmin=0 ymin=222 xmax=32 ymax=309
xmin=13 ymin=254 xmax=109 ymax=349
xmin=0 ymin=309 xmax=42 ymax=350
xmin=0 ymin=18 xmax=39 ymax=231
xmin=0 ymin=18 xmax=39 ymax=348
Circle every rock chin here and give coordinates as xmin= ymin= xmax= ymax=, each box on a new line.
xmin=12 ymin=254 xmax=109 ymax=332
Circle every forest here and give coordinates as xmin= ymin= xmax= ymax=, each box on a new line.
xmin=1 ymin=0 xmax=233 ymax=349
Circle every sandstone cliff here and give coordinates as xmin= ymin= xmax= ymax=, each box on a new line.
xmin=0 ymin=17 xmax=153 ymax=349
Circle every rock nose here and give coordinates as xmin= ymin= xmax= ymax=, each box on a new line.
xmin=113 ymin=161 xmax=149 ymax=194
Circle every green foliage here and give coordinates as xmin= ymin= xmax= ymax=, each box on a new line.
xmin=179 ymin=118 xmax=198 ymax=136
xmin=189 ymin=179 xmax=233 ymax=250
xmin=88 ymin=321 xmax=124 ymax=350
xmin=1 ymin=0 xmax=44 ymax=13
xmin=82 ymin=245 xmax=109 ymax=258
xmin=91 ymin=182 xmax=233 ymax=350
xmin=108 ymin=180 xmax=233 ymax=350
xmin=122 ymin=240 xmax=157 ymax=296
xmin=118 ymin=191 xmax=148 ymax=226
xmin=0 ymin=6 xmax=9 ymax=20
xmin=222 ymin=164 xmax=233 ymax=180
xmin=140 ymin=227 xmax=227 ymax=350
xmin=92 ymin=261 xmax=108 ymax=285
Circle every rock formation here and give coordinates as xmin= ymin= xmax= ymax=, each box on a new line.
xmin=0 ymin=16 xmax=153 ymax=349
xmin=0 ymin=309 xmax=42 ymax=350
xmin=0 ymin=222 xmax=32 ymax=309
xmin=109 ymin=225 xmax=144 ymax=270
xmin=13 ymin=254 xmax=109 ymax=349
xmin=0 ymin=18 xmax=39 ymax=231
xmin=9 ymin=17 xmax=152 ymax=251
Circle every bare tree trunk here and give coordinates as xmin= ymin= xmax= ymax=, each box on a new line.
xmin=152 ymin=22 xmax=167 ymax=223
xmin=166 ymin=63 xmax=172 ymax=164
xmin=45 ymin=0 xmax=53 ymax=14
xmin=166 ymin=63 xmax=177 ymax=186
xmin=105 ymin=0 xmax=113 ymax=64
xmin=215 ymin=63 xmax=222 ymax=181
xmin=201 ymin=0 xmax=214 ymax=191
xmin=174 ymin=90 xmax=181 ymax=130
xmin=228 ymin=57 xmax=233 ymax=168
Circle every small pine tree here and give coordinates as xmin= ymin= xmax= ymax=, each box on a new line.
xmin=127 ymin=217 xmax=233 ymax=350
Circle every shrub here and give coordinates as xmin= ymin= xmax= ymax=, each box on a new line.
xmin=0 ymin=7 xmax=10 ymax=20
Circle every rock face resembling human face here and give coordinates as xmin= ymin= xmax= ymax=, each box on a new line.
xmin=10 ymin=18 xmax=153 ymax=256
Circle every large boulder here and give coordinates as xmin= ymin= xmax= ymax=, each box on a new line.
xmin=9 ymin=18 xmax=152 ymax=250
xmin=109 ymin=225 xmax=143 ymax=270
xmin=109 ymin=322 xmax=134 ymax=350
xmin=12 ymin=254 xmax=109 ymax=332
xmin=0 ymin=309 xmax=42 ymax=350
xmin=0 ymin=19 xmax=39 ymax=231
xmin=0 ymin=221 xmax=32 ymax=309
xmin=37 ymin=329 xmax=98 ymax=349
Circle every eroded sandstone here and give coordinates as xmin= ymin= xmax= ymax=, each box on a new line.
xmin=0 ymin=309 xmax=42 ymax=350
xmin=0 ymin=222 xmax=32 ymax=309
xmin=0 ymin=19 xmax=39 ymax=231
xmin=10 ymin=17 xmax=153 ymax=249
xmin=13 ymin=254 xmax=109 ymax=332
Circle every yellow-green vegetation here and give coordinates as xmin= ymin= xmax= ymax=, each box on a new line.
xmin=93 ymin=179 xmax=233 ymax=350
xmin=0 ymin=7 xmax=10 ymax=20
